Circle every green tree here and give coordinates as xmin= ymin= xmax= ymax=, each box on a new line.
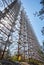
xmin=41 ymin=27 xmax=44 ymax=35
xmin=38 ymin=0 xmax=44 ymax=20
xmin=34 ymin=0 xmax=44 ymax=20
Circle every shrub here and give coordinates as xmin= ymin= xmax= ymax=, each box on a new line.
xmin=28 ymin=58 xmax=44 ymax=65
xmin=10 ymin=55 xmax=18 ymax=61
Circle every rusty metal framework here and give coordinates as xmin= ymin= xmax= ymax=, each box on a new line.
xmin=0 ymin=0 xmax=43 ymax=61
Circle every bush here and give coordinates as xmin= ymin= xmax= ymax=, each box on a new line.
xmin=10 ymin=55 xmax=18 ymax=61
xmin=28 ymin=58 xmax=42 ymax=65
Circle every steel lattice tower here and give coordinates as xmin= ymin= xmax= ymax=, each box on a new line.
xmin=0 ymin=0 xmax=44 ymax=61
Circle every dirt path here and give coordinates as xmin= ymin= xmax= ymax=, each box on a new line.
xmin=20 ymin=62 xmax=30 ymax=65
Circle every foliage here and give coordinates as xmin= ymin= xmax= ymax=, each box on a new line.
xmin=29 ymin=58 xmax=39 ymax=65
xmin=38 ymin=49 xmax=44 ymax=60
xmin=38 ymin=49 xmax=44 ymax=54
xmin=41 ymin=27 xmax=44 ymax=35
xmin=38 ymin=0 xmax=44 ymax=20
xmin=34 ymin=0 xmax=44 ymax=20
xmin=28 ymin=58 xmax=44 ymax=65
xmin=10 ymin=55 xmax=18 ymax=61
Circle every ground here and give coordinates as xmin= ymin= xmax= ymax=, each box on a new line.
xmin=0 ymin=60 xmax=44 ymax=65
xmin=20 ymin=62 xmax=30 ymax=65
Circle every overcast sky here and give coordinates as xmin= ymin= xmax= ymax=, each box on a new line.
xmin=21 ymin=0 xmax=44 ymax=46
